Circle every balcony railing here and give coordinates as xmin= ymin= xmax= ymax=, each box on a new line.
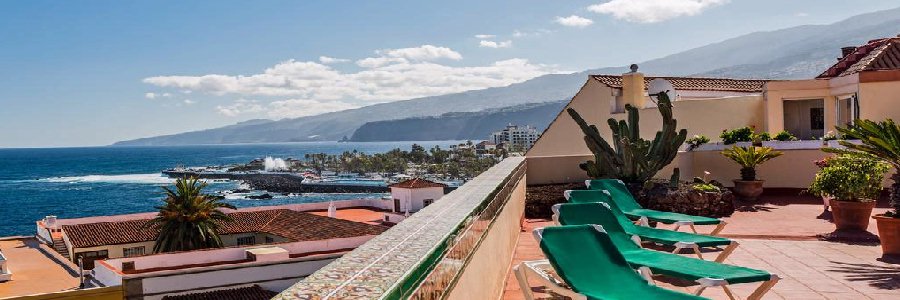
xmin=275 ymin=157 xmax=526 ymax=300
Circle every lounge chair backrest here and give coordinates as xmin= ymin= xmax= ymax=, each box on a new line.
xmin=587 ymin=179 xmax=642 ymax=211
xmin=538 ymin=225 xmax=649 ymax=295
xmin=556 ymin=203 xmax=642 ymax=251
xmin=565 ymin=189 xmax=613 ymax=204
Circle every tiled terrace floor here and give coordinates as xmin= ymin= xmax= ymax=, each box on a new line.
xmin=502 ymin=198 xmax=900 ymax=300
xmin=0 ymin=238 xmax=80 ymax=299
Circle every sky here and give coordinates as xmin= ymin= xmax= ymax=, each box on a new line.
xmin=1 ymin=0 xmax=899 ymax=148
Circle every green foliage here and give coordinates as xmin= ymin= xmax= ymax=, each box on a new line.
xmin=567 ymin=92 xmax=688 ymax=185
xmin=306 ymin=144 xmax=500 ymax=180
xmin=754 ymin=132 xmax=771 ymax=142
xmin=685 ymin=135 xmax=710 ymax=151
xmin=720 ymin=127 xmax=754 ymax=144
xmin=692 ymin=183 xmax=721 ymax=192
xmin=808 ymin=155 xmax=888 ymax=202
xmin=669 ymin=168 xmax=680 ymax=189
xmin=150 ymin=177 xmax=236 ymax=253
xmin=820 ymin=131 xmax=837 ymax=142
xmin=825 ymin=119 xmax=900 ymax=216
xmin=721 ymin=146 xmax=784 ymax=181
xmin=773 ymin=130 xmax=798 ymax=141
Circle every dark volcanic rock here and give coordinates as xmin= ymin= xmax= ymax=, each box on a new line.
xmin=525 ymin=182 xmax=587 ymax=219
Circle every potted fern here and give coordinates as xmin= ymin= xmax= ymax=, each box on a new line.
xmin=808 ymin=154 xmax=889 ymax=231
xmin=826 ymin=119 xmax=900 ymax=255
xmin=722 ymin=146 xmax=783 ymax=201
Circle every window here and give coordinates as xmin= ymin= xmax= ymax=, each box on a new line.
xmin=810 ymin=107 xmax=824 ymax=130
xmin=264 ymin=236 xmax=274 ymax=244
xmin=236 ymin=236 xmax=256 ymax=246
xmin=423 ymin=199 xmax=434 ymax=207
xmin=123 ymin=246 xmax=145 ymax=257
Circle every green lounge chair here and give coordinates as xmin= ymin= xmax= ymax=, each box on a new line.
xmin=550 ymin=206 xmax=780 ymax=300
xmin=514 ymin=224 xmax=709 ymax=300
xmin=584 ymin=179 xmax=727 ymax=235
xmin=552 ymin=201 xmax=740 ymax=262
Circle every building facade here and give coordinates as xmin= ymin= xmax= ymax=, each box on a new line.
xmin=490 ymin=124 xmax=540 ymax=151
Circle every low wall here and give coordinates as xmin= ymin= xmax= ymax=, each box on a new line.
xmin=2 ymin=287 xmax=122 ymax=300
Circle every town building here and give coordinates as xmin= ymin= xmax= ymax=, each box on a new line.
xmin=528 ymin=36 xmax=900 ymax=187
xmin=490 ymin=124 xmax=540 ymax=151
xmin=383 ymin=178 xmax=447 ymax=223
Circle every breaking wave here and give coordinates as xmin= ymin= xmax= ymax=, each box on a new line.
xmin=40 ymin=173 xmax=175 ymax=184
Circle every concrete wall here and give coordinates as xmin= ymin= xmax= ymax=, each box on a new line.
xmin=858 ymin=80 xmax=900 ymax=124
xmin=446 ymin=173 xmax=526 ymax=300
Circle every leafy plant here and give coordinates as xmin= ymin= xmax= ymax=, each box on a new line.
xmin=754 ymin=132 xmax=772 ymax=142
xmin=721 ymin=146 xmax=784 ymax=181
xmin=685 ymin=135 xmax=710 ymax=151
xmin=150 ymin=177 xmax=236 ymax=253
xmin=773 ymin=130 xmax=798 ymax=141
xmin=692 ymin=182 xmax=721 ymax=192
xmin=808 ymin=155 xmax=889 ymax=202
xmin=821 ymin=131 xmax=838 ymax=142
xmin=825 ymin=119 xmax=900 ymax=217
xmin=720 ymin=127 xmax=754 ymax=145
xmin=567 ymin=92 xmax=687 ymax=185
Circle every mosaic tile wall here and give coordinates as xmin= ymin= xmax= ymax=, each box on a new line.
xmin=274 ymin=157 xmax=525 ymax=300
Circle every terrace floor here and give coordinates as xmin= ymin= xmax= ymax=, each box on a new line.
xmin=502 ymin=196 xmax=900 ymax=300
xmin=0 ymin=238 xmax=80 ymax=299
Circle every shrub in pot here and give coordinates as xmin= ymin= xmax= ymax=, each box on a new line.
xmin=721 ymin=146 xmax=783 ymax=201
xmin=827 ymin=119 xmax=900 ymax=255
xmin=808 ymin=154 xmax=889 ymax=231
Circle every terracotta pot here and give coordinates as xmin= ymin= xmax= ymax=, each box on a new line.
xmin=829 ymin=199 xmax=875 ymax=230
xmin=732 ymin=180 xmax=764 ymax=202
xmin=874 ymin=215 xmax=900 ymax=255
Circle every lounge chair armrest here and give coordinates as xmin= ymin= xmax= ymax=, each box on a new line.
xmin=673 ymin=241 xmax=697 ymax=248
xmin=675 ymin=220 xmax=695 ymax=226
xmin=696 ymin=277 xmax=729 ymax=287
xmin=519 ymin=260 xmax=587 ymax=300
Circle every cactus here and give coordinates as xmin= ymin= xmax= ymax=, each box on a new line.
xmin=567 ymin=92 xmax=688 ymax=184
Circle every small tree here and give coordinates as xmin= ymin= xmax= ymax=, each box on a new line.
xmin=825 ymin=119 xmax=900 ymax=217
xmin=150 ymin=177 xmax=235 ymax=253
xmin=721 ymin=146 xmax=783 ymax=181
xmin=567 ymin=92 xmax=687 ymax=185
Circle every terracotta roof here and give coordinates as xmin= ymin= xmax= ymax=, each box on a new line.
xmin=162 ymin=285 xmax=277 ymax=300
xmin=817 ymin=37 xmax=900 ymax=78
xmin=62 ymin=209 xmax=386 ymax=248
xmin=591 ymin=75 xmax=769 ymax=92
xmin=388 ymin=178 xmax=447 ymax=189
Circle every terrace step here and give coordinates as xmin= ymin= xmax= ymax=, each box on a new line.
xmin=51 ymin=238 xmax=70 ymax=260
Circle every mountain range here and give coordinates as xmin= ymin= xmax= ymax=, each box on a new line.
xmin=114 ymin=7 xmax=900 ymax=146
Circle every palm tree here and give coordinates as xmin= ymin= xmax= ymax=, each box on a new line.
xmin=826 ymin=119 xmax=900 ymax=217
xmin=149 ymin=177 xmax=235 ymax=253
xmin=721 ymin=146 xmax=783 ymax=181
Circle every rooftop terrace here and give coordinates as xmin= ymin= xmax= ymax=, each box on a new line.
xmin=0 ymin=237 xmax=80 ymax=298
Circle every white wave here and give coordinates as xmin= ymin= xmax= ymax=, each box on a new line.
xmin=40 ymin=174 xmax=175 ymax=184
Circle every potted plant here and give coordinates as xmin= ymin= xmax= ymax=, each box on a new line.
xmin=721 ymin=145 xmax=783 ymax=201
xmin=827 ymin=119 xmax=900 ymax=255
xmin=808 ymin=154 xmax=889 ymax=231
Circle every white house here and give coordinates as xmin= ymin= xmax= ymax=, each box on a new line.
xmin=383 ymin=178 xmax=447 ymax=223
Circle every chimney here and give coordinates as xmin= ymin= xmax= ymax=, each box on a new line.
xmin=621 ymin=64 xmax=647 ymax=109
xmin=840 ymin=46 xmax=856 ymax=58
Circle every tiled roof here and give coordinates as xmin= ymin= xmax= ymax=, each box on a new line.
xmin=162 ymin=285 xmax=277 ymax=300
xmin=591 ymin=75 xmax=769 ymax=92
xmin=818 ymin=37 xmax=900 ymax=78
xmin=62 ymin=209 xmax=386 ymax=248
xmin=388 ymin=178 xmax=447 ymax=189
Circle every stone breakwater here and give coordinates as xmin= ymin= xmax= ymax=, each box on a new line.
xmin=162 ymin=170 xmax=390 ymax=193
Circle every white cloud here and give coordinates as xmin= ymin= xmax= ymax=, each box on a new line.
xmin=144 ymin=45 xmax=557 ymax=103
xmin=588 ymin=0 xmax=728 ymax=23
xmin=183 ymin=99 xmax=196 ymax=105
xmin=216 ymin=99 xmax=264 ymax=117
xmin=479 ymin=40 xmax=513 ymax=49
xmin=795 ymin=12 xmax=809 ymax=17
xmin=555 ymin=15 xmax=594 ymax=28
xmin=319 ymin=56 xmax=350 ymax=64
xmin=474 ymin=34 xmax=496 ymax=39
xmin=267 ymin=99 xmax=359 ymax=119
xmin=145 ymin=92 xmax=156 ymax=99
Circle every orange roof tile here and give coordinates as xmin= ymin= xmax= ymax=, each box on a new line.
xmin=591 ymin=75 xmax=769 ymax=92
xmin=62 ymin=209 xmax=386 ymax=248
xmin=817 ymin=37 xmax=900 ymax=78
xmin=388 ymin=178 xmax=447 ymax=189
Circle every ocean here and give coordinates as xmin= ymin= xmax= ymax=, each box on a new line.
xmin=0 ymin=141 xmax=460 ymax=236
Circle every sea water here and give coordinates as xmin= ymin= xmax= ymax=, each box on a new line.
xmin=0 ymin=141 xmax=460 ymax=236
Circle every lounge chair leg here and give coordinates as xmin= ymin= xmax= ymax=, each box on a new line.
xmin=693 ymin=286 xmax=706 ymax=296
xmin=747 ymin=277 xmax=780 ymax=300
xmin=513 ymin=264 xmax=535 ymax=300
xmin=710 ymin=221 xmax=727 ymax=236
xmin=691 ymin=244 xmax=704 ymax=260
xmin=673 ymin=223 xmax=681 ymax=231
xmin=715 ymin=242 xmax=740 ymax=263
xmin=637 ymin=266 xmax=655 ymax=285
xmin=722 ymin=285 xmax=737 ymax=300
xmin=689 ymin=224 xmax=698 ymax=234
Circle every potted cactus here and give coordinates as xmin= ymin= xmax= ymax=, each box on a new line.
xmin=826 ymin=119 xmax=900 ymax=255
xmin=808 ymin=154 xmax=889 ymax=231
xmin=722 ymin=146 xmax=783 ymax=201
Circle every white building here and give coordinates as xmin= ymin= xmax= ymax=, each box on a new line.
xmin=490 ymin=124 xmax=540 ymax=150
xmin=383 ymin=178 xmax=447 ymax=223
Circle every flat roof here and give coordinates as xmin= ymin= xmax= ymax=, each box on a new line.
xmin=0 ymin=238 xmax=80 ymax=298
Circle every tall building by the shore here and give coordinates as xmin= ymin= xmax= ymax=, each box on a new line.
xmin=490 ymin=123 xmax=540 ymax=151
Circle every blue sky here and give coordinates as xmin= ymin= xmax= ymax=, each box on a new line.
xmin=1 ymin=0 xmax=899 ymax=148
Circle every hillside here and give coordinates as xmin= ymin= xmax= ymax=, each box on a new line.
xmin=114 ymin=7 xmax=900 ymax=146
xmin=350 ymin=100 xmax=567 ymax=142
